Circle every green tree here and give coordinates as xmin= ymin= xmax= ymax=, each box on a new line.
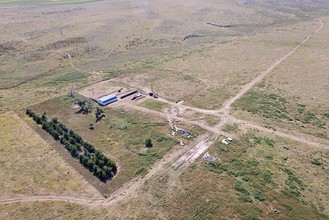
xmin=75 ymin=98 xmax=91 ymax=114
xmin=41 ymin=112 xmax=47 ymax=122
xmin=95 ymin=107 xmax=105 ymax=122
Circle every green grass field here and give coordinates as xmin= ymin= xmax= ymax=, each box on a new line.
xmin=23 ymin=95 xmax=190 ymax=196
xmin=0 ymin=0 xmax=98 ymax=5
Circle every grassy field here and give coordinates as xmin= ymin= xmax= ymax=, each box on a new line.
xmin=23 ymin=95 xmax=199 ymax=196
xmin=0 ymin=201 xmax=83 ymax=219
xmin=139 ymin=99 xmax=170 ymax=112
xmin=56 ymin=128 xmax=329 ymax=220
xmin=0 ymin=111 xmax=100 ymax=198
xmin=119 ymin=129 xmax=329 ymax=220
xmin=0 ymin=0 xmax=98 ymax=5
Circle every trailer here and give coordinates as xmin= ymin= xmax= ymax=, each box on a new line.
xmin=120 ymin=90 xmax=138 ymax=99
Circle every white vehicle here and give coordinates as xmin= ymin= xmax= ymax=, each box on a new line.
xmin=222 ymin=138 xmax=233 ymax=145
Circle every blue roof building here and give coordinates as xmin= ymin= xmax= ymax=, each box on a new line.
xmin=97 ymin=94 xmax=118 ymax=106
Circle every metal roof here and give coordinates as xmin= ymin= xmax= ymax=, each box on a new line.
xmin=99 ymin=94 xmax=117 ymax=102
xmin=98 ymin=94 xmax=118 ymax=106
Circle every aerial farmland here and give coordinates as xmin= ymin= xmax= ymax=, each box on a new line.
xmin=0 ymin=0 xmax=329 ymax=219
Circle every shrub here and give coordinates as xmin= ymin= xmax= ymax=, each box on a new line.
xmin=239 ymin=193 xmax=252 ymax=202
xmin=262 ymin=170 xmax=272 ymax=184
xmin=234 ymin=180 xmax=249 ymax=194
xmin=145 ymin=138 xmax=153 ymax=148
xmin=253 ymin=190 xmax=266 ymax=201
xmin=311 ymin=159 xmax=322 ymax=166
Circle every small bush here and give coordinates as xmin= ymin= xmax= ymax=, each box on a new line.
xmin=311 ymin=159 xmax=322 ymax=166
xmin=234 ymin=180 xmax=249 ymax=194
xmin=262 ymin=170 xmax=272 ymax=184
xmin=253 ymin=190 xmax=266 ymax=201
xmin=283 ymin=204 xmax=293 ymax=211
xmin=135 ymin=167 xmax=146 ymax=175
xmin=239 ymin=193 xmax=252 ymax=203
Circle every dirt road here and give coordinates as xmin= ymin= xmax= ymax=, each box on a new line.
xmin=124 ymin=104 xmax=230 ymax=137
xmin=100 ymin=133 xmax=214 ymax=206
xmin=220 ymin=18 xmax=324 ymax=112
xmin=230 ymin=116 xmax=329 ymax=149
xmin=0 ymin=195 xmax=99 ymax=206
xmin=172 ymin=133 xmax=218 ymax=170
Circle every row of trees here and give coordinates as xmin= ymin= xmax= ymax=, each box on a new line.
xmin=26 ymin=109 xmax=117 ymax=182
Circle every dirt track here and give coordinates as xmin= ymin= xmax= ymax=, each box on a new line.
xmin=220 ymin=18 xmax=324 ymax=112
xmin=0 ymin=195 xmax=99 ymax=206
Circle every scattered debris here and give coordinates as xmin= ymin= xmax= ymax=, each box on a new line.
xmin=166 ymin=118 xmax=192 ymax=139
xmin=177 ymin=138 xmax=185 ymax=146
xmin=203 ymin=152 xmax=219 ymax=163
xmin=176 ymin=127 xmax=192 ymax=138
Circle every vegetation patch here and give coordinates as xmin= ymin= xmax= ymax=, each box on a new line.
xmin=234 ymin=180 xmax=252 ymax=203
xmin=139 ymin=99 xmax=170 ymax=111
xmin=324 ymin=112 xmax=329 ymax=119
xmin=311 ymin=158 xmax=322 ymax=166
xmin=56 ymin=71 xmax=89 ymax=82
xmin=234 ymin=91 xmax=291 ymax=120
xmin=223 ymin=124 xmax=238 ymax=133
xmin=26 ymin=109 xmax=117 ymax=182
xmin=281 ymin=167 xmax=304 ymax=199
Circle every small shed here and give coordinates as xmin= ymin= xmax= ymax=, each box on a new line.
xmin=97 ymin=94 xmax=118 ymax=106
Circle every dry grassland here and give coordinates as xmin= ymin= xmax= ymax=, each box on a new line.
xmin=233 ymin=18 xmax=329 ymax=140
xmin=0 ymin=111 xmax=101 ymax=199
xmin=153 ymin=19 xmax=320 ymax=109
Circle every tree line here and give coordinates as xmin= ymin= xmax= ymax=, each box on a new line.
xmin=26 ymin=109 xmax=117 ymax=182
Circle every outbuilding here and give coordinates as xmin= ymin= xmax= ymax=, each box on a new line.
xmin=97 ymin=94 xmax=118 ymax=106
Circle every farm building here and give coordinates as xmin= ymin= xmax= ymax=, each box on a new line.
xmin=97 ymin=94 xmax=118 ymax=106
